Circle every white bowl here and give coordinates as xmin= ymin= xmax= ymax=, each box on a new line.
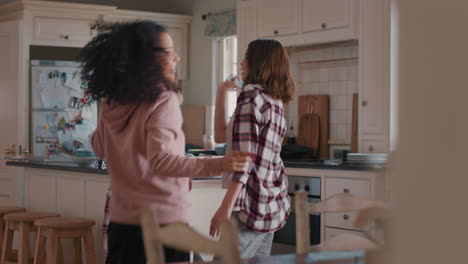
xmin=72 ymin=157 xmax=97 ymax=166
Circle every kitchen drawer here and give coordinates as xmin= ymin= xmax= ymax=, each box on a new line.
xmin=0 ymin=178 xmax=18 ymax=204
xmin=325 ymin=227 xmax=368 ymax=240
xmin=325 ymin=211 xmax=369 ymax=231
xmin=325 ymin=177 xmax=370 ymax=198
xmin=33 ymin=17 xmax=96 ymax=47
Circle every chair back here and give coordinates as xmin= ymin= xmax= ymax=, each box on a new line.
xmin=295 ymin=191 xmax=386 ymax=254
xmin=141 ymin=207 xmax=241 ymax=264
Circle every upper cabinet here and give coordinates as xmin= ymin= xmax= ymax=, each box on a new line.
xmin=238 ymin=0 xmax=391 ymax=154
xmin=238 ymin=0 xmax=358 ymax=53
xmin=358 ymin=0 xmax=391 ymax=153
xmin=302 ymin=0 xmax=351 ymax=33
xmin=0 ymin=0 xmax=191 ymax=80
xmin=26 ymin=3 xmax=115 ymax=48
xmin=256 ymin=0 xmax=299 ymax=38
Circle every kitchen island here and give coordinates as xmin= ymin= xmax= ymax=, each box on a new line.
xmin=6 ymin=160 xmax=225 ymax=263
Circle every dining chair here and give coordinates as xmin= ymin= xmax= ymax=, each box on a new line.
xmin=295 ymin=191 xmax=387 ymax=254
xmin=140 ymin=207 xmax=241 ymax=264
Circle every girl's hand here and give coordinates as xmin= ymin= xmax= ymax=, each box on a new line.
xmin=209 ymin=206 xmax=232 ymax=237
xmin=222 ymin=151 xmax=251 ymax=172
xmin=217 ymin=77 xmax=239 ymax=94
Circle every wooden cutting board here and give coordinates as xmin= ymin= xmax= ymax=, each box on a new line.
xmin=297 ymin=95 xmax=329 ymax=159
xmin=298 ymin=113 xmax=320 ymax=158
xmin=351 ymin=93 xmax=358 ymax=153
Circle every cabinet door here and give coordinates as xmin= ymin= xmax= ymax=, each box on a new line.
xmin=0 ymin=21 xmax=20 ymax=206
xmin=256 ymin=0 xmax=299 ymax=37
xmin=302 ymin=0 xmax=350 ymax=33
xmin=32 ymin=17 xmax=96 ymax=47
xmin=358 ymin=0 xmax=391 ymax=153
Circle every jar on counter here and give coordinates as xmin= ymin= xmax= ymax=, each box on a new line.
xmin=202 ymin=134 xmax=215 ymax=149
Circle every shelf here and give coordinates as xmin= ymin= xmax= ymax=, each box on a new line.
xmin=32 ymin=108 xmax=81 ymax=112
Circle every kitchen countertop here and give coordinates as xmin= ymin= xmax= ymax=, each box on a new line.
xmin=283 ymin=160 xmax=385 ymax=171
xmin=5 ymin=160 xmax=221 ymax=180
xmin=6 ymin=158 xmax=384 ymax=177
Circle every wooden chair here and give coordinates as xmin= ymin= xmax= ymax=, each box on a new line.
xmin=140 ymin=207 xmax=241 ymax=264
xmin=295 ymin=191 xmax=386 ymax=254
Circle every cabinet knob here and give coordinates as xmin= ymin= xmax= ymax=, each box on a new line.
xmin=343 ymin=188 xmax=350 ymax=193
xmin=343 ymin=214 xmax=350 ymax=220
xmin=361 ymin=100 xmax=368 ymax=107
xmin=273 ymin=30 xmax=279 ymax=35
xmin=60 ymin=34 xmax=69 ymax=40
xmin=321 ymin=23 xmax=327 ymax=29
xmin=369 ymin=145 xmax=375 ymax=152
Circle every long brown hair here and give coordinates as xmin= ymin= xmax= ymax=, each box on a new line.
xmin=243 ymin=39 xmax=295 ymax=103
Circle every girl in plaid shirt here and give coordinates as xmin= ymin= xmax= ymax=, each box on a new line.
xmin=210 ymin=39 xmax=296 ymax=258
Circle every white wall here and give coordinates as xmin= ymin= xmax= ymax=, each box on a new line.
xmin=182 ymin=0 xmax=236 ymax=105
xmin=388 ymin=0 xmax=468 ymax=263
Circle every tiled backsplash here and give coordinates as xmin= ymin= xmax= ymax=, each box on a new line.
xmin=286 ymin=41 xmax=359 ymax=156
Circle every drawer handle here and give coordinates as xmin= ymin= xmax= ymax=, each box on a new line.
xmin=343 ymin=188 xmax=350 ymax=193
xmin=369 ymin=145 xmax=375 ymax=152
xmin=273 ymin=30 xmax=279 ymax=35
xmin=321 ymin=23 xmax=327 ymax=29
xmin=343 ymin=214 xmax=350 ymax=220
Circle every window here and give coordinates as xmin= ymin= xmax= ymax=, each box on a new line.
xmin=215 ymin=36 xmax=238 ymax=120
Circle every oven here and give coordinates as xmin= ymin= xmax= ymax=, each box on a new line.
xmin=272 ymin=175 xmax=321 ymax=254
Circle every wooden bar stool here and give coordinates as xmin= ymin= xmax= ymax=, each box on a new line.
xmin=33 ymin=217 xmax=96 ymax=264
xmin=0 ymin=207 xmax=26 ymax=261
xmin=1 ymin=212 xmax=59 ymax=264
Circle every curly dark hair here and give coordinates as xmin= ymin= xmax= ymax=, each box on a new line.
xmin=80 ymin=20 xmax=179 ymax=105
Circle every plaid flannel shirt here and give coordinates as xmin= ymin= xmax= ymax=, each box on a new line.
xmin=230 ymin=84 xmax=291 ymax=233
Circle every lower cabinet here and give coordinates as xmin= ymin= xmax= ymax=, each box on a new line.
xmin=188 ymin=179 xmax=226 ymax=261
xmin=25 ymin=168 xmax=109 ymax=264
xmin=285 ymin=167 xmax=387 ymax=244
xmin=325 ymin=227 xmax=367 ymax=240
xmin=24 ymin=168 xmax=224 ymax=263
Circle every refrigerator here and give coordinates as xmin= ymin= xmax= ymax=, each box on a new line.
xmin=30 ymin=60 xmax=98 ymax=157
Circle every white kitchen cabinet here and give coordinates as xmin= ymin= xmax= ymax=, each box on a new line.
xmin=106 ymin=9 xmax=192 ymax=80
xmin=358 ymin=0 xmax=391 ymax=153
xmin=0 ymin=20 xmax=20 ymax=206
xmin=285 ymin=167 xmax=387 ymax=243
xmin=256 ymin=0 xmax=299 ymax=38
xmin=23 ymin=167 xmax=222 ymax=263
xmin=302 ymin=0 xmax=351 ymax=33
xmin=188 ymin=179 xmax=226 ymax=261
xmin=237 ymin=0 xmax=358 ymax=49
xmin=24 ymin=168 xmax=110 ymax=264
xmin=324 ymin=177 xmax=370 ymax=231
xmin=32 ymin=16 xmax=97 ymax=48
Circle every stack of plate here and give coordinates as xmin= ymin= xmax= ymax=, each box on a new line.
xmin=347 ymin=153 xmax=388 ymax=166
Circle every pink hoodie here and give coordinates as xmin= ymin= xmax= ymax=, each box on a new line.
xmin=91 ymin=91 xmax=223 ymax=225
